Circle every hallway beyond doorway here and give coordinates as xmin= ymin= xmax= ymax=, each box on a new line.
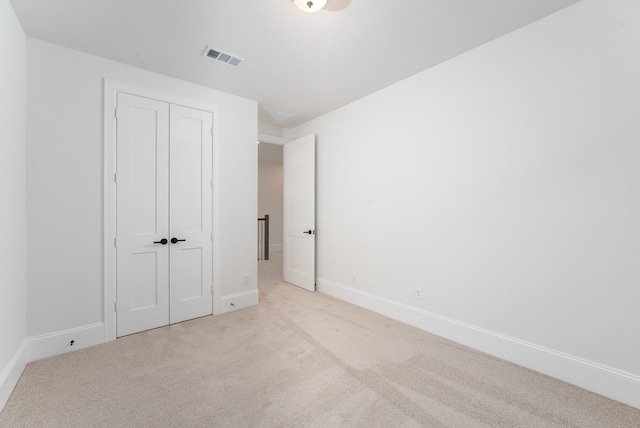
xmin=258 ymin=250 xmax=283 ymax=290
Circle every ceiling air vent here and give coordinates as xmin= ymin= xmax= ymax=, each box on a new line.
xmin=202 ymin=46 xmax=245 ymax=68
xmin=271 ymin=111 xmax=295 ymax=123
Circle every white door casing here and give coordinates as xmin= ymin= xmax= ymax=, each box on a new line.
xmin=283 ymin=134 xmax=316 ymax=291
xmin=105 ymin=81 xmax=217 ymax=339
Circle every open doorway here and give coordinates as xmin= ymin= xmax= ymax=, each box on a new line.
xmin=258 ymin=141 xmax=284 ymax=285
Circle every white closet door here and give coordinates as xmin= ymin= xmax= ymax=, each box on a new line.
xmin=169 ymin=104 xmax=213 ymax=323
xmin=283 ymin=134 xmax=316 ymax=291
xmin=116 ymin=93 xmax=170 ymax=337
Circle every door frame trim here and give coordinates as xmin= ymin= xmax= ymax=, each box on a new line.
xmin=103 ymin=79 xmax=221 ymax=341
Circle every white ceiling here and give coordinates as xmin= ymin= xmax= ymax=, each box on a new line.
xmin=10 ymin=0 xmax=581 ymax=128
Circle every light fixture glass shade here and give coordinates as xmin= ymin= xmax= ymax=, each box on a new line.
xmin=293 ymin=0 xmax=327 ymax=13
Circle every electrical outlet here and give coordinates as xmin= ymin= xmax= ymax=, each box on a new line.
xmin=351 ymin=272 xmax=357 ymax=283
xmin=242 ymin=274 xmax=249 ymax=285
xmin=415 ymin=287 xmax=423 ymax=300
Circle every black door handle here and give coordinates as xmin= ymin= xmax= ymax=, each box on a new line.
xmin=153 ymin=238 xmax=168 ymax=245
xmin=303 ymin=230 xmax=315 ymax=235
xmin=171 ymin=237 xmax=186 ymax=244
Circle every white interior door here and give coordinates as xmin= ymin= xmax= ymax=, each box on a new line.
xmin=169 ymin=104 xmax=213 ymax=323
xmin=283 ymin=134 xmax=316 ymax=291
xmin=116 ymin=94 xmax=213 ymax=337
xmin=116 ymin=93 xmax=170 ymax=336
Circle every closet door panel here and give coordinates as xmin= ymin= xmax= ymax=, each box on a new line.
xmin=115 ymin=93 xmax=170 ymax=337
xmin=169 ymin=104 xmax=214 ymax=323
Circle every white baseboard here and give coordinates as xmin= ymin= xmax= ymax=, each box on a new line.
xmin=220 ymin=289 xmax=260 ymax=313
xmin=317 ymin=278 xmax=640 ymax=410
xmin=0 ymin=340 xmax=27 ymax=412
xmin=27 ymin=323 xmax=105 ymax=363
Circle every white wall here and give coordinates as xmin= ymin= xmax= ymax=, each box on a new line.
xmin=258 ymin=122 xmax=285 ymax=141
xmin=26 ymin=39 xmax=257 ymax=338
xmin=288 ymin=0 xmax=640 ymax=408
xmin=258 ymin=149 xmax=284 ymax=252
xmin=0 ymin=0 xmax=27 ymax=409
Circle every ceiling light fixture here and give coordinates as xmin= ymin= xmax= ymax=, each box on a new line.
xmin=292 ymin=0 xmax=327 ymax=13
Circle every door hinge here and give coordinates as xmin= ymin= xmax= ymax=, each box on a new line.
xmin=114 ymin=108 xmax=119 ymax=119
xmin=210 ymin=285 xmax=214 ymax=294
xmin=210 ymin=232 xmax=213 ymax=241
xmin=114 ymin=237 xmax=117 ymax=247
xmin=210 ymin=126 xmax=214 ymax=136
xmin=210 ymin=179 xmax=213 ymax=189
xmin=114 ymin=301 xmax=118 ymax=312
xmin=114 ymin=172 xmax=118 ymax=183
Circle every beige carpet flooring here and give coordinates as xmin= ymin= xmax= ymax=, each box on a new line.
xmin=1 ymin=252 xmax=639 ymax=427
